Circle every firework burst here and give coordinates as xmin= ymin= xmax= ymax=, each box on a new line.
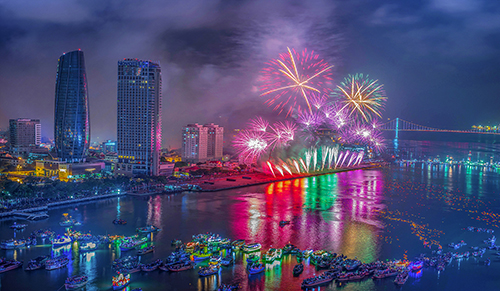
xmin=233 ymin=130 xmax=269 ymax=162
xmin=248 ymin=116 xmax=269 ymax=132
xmin=260 ymin=48 xmax=334 ymax=116
xmin=333 ymin=74 xmax=387 ymax=122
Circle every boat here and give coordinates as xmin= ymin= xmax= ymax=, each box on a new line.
xmin=141 ymin=259 xmax=162 ymax=271
xmin=136 ymin=225 xmax=161 ymax=233
xmin=279 ymin=220 xmax=290 ymax=227
xmin=198 ymin=265 xmax=220 ymax=277
xmin=52 ymin=236 xmax=72 ymax=248
xmin=231 ymin=239 xmax=245 ymax=249
xmin=79 ymin=241 xmax=98 ymax=252
xmin=217 ymin=283 xmax=241 ymax=291
xmin=293 ymin=263 xmax=304 ymax=276
xmin=209 ymin=254 xmax=222 ymax=265
xmin=0 ymin=239 xmax=27 ymax=250
xmin=120 ymin=238 xmax=147 ymax=251
xmin=394 ymin=271 xmax=409 ymax=285
xmin=301 ymin=272 xmax=335 ymax=288
xmin=409 ymin=260 xmax=423 ymax=271
xmin=113 ymin=219 xmax=127 ymax=225
xmin=60 ymin=218 xmax=81 ymax=227
xmin=0 ymin=260 xmax=23 ymax=273
xmin=65 ymin=275 xmax=88 ymax=290
xmin=373 ymin=268 xmax=399 ymax=279
xmin=248 ymin=263 xmax=265 ymax=275
xmin=112 ymin=272 xmax=131 ymax=290
xmin=32 ymin=229 xmax=55 ymax=238
xmin=302 ymin=249 xmax=313 ymax=258
xmin=263 ymin=248 xmax=282 ymax=263
xmin=242 ymin=243 xmax=261 ymax=253
xmin=137 ymin=245 xmax=155 ymax=255
xmin=164 ymin=261 xmax=195 ymax=272
xmin=336 ymin=270 xmax=371 ymax=282
xmin=246 ymin=254 xmax=259 ymax=264
xmin=45 ymin=256 xmax=70 ymax=270
xmin=221 ymin=255 xmax=234 ymax=266
xmin=10 ymin=222 xmax=27 ymax=230
xmin=192 ymin=251 xmax=212 ymax=261
xmin=24 ymin=255 xmax=48 ymax=271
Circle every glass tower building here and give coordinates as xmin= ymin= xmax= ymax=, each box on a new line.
xmin=54 ymin=50 xmax=90 ymax=163
xmin=117 ymin=59 xmax=162 ymax=176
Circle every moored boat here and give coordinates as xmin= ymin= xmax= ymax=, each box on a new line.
xmin=112 ymin=271 xmax=130 ymax=290
xmin=221 ymin=255 xmax=234 ymax=266
xmin=198 ymin=264 xmax=220 ymax=277
xmin=136 ymin=225 xmax=161 ymax=233
xmin=113 ymin=219 xmax=127 ymax=225
xmin=242 ymin=243 xmax=261 ymax=253
xmin=231 ymin=239 xmax=245 ymax=249
xmin=0 ymin=260 xmax=23 ymax=273
xmin=141 ymin=259 xmax=162 ymax=272
xmin=45 ymin=256 xmax=70 ymax=270
xmin=394 ymin=271 xmax=409 ymax=285
xmin=248 ymin=263 xmax=265 ymax=275
xmin=293 ymin=263 xmax=304 ymax=276
xmin=79 ymin=241 xmax=98 ymax=252
xmin=65 ymin=275 xmax=88 ymax=290
xmin=165 ymin=261 xmax=195 ymax=272
xmin=52 ymin=236 xmax=72 ymax=248
xmin=373 ymin=268 xmax=399 ymax=279
xmin=192 ymin=251 xmax=212 ymax=261
xmin=0 ymin=239 xmax=27 ymax=250
xmin=137 ymin=245 xmax=155 ymax=255
xmin=301 ymin=272 xmax=335 ymax=288
xmin=24 ymin=255 xmax=48 ymax=271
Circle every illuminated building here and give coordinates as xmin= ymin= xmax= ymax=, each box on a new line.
xmin=9 ymin=118 xmax=41 ymax=156
xmin=181 ymin=123 xmax=224 ymax=162
xmin=117 ymin=59 xmax=162 ymax=176
xmin=182 ymin=124 xmax=207 ymax=162
xmin=205 ymin=123 xmax=224 ymax=159
xmin=54 ymin=50 xmax=90 ymax=163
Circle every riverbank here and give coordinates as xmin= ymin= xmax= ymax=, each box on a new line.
xmin=0 ymin=192 xmax=124 ymax=218
xmin=193 ymin=163 xmax=382 ymax=192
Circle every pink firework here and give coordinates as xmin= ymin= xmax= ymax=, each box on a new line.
xmin=269 ymin=121 xmax=297 ymax=149
xmin=248 ymin=116 xmax=269 ymax=132
xmin=260 ymin=47 xmax=334 ymax=116
xmin=233 ymin=130 xmax=269 ymax=162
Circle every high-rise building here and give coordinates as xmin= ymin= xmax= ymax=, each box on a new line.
xmin=117 ymin=59 xmax=162 ymax=176
xmin=54 ymin=50 xmax=90 ymax=163
xmin=204 ymin=123 xmax=223 ymax=159
xmin=182 ymin=124 xmax=208 ymax=162
xmin=181 ymin=123 xmax=223 ymax=162
xmin=9 ymin=118 xmax=41 ymax=156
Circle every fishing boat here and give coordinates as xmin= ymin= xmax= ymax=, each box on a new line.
xmin=302 ymin=249 xmax=313 ymax=258
xmin=246 ymin=254 xmax=259 ymax=264
xmin=192 ymin=251 xmax=212 ymax=261
xmin=24 ymin=255 xmax=48 ymax=271
xmin=198 ymin=265 xmax=220 ymax=277
xmin=79 ymin=241 xmax=98 ymax=252
xmin=221 ymin=255 xmax=234 ymax=266
xmin=113 ymin=219 xmax=127 ymax=225
xmin=209 ymin=254 xmax=222 ymax=265
xmin=231 ymin=239 xmax=245 ymax=249
xmin=301 ymin=272 xmax=335 ymax=288
xmin=52 ymin=236 xmax=72 ymax=248
xmin=112 ymin=272 xmax=131 ymax=290
xmin=136 ymin=225 xmax=161 ymax=233
xmin=120 ymin=238 xmax=147 ymax=251
xmin=0 ymin=239 xmax=27 ymax=250
xmin=263 ymin=248 xmax=282 ymax=263
xmin=394 ymin=271 xmax=409 ymax=285
xmin=409 ymin=260 xmax=423 ymax=271
xmin=344 ymin=259 xmax=361 ymax=271
xmin=137 ymin=245 xmax=155 ymax=255
xmin=0 ymin=260 xmax=23 ymax=273
xmin=248 ymin=263 xmax=265 ymax=275
xmin=242 ymin=243 xmax=261 ymax=253
xmin=165 ymin=261 xmax=195 ymax=272
xmin=336 ymin=270 xmax=371 ymax=282
xmin=373 ymin=268 xmax=399 ymax=279
xmin=293 ymin=263 xmax=304 ymax=276
xmin=65 ymin=275 xmax=88 ymax=290
xmin=10 ymin=222 xmax=27 ymax=230
xmin=45 ymin=256 xmax=70 ymax=270
xmin=141 ymin=259 xmax=162 ymax=271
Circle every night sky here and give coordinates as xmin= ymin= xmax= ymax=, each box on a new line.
xmin=1 ymin=0 xmax=499 ymax=148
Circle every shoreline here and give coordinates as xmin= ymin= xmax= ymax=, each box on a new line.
xmin=194 ymin=163 xmax=382 ymax=192
xmin=0 ymin=163 xmax=382 ymax=218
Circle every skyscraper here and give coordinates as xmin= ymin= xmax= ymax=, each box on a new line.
xmin=9 ymin=118 xmax=41 ymax=156
xmin=54 ymin=50 xmax=90 ymax=163
xmin=117 ymin=59 xmax=162 ymax=176
xmin=205 ymin=123 xmax=223 ymax=159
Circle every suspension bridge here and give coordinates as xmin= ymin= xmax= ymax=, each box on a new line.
xmin=378 ymin=118 xmax=500 ymax=135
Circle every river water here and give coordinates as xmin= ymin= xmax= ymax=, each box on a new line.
xmin=1 ymin=140 xmax=500 ymax=290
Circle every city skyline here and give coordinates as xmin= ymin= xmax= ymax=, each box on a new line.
xmin=1 ymin=0 xmax=500 ymax=149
